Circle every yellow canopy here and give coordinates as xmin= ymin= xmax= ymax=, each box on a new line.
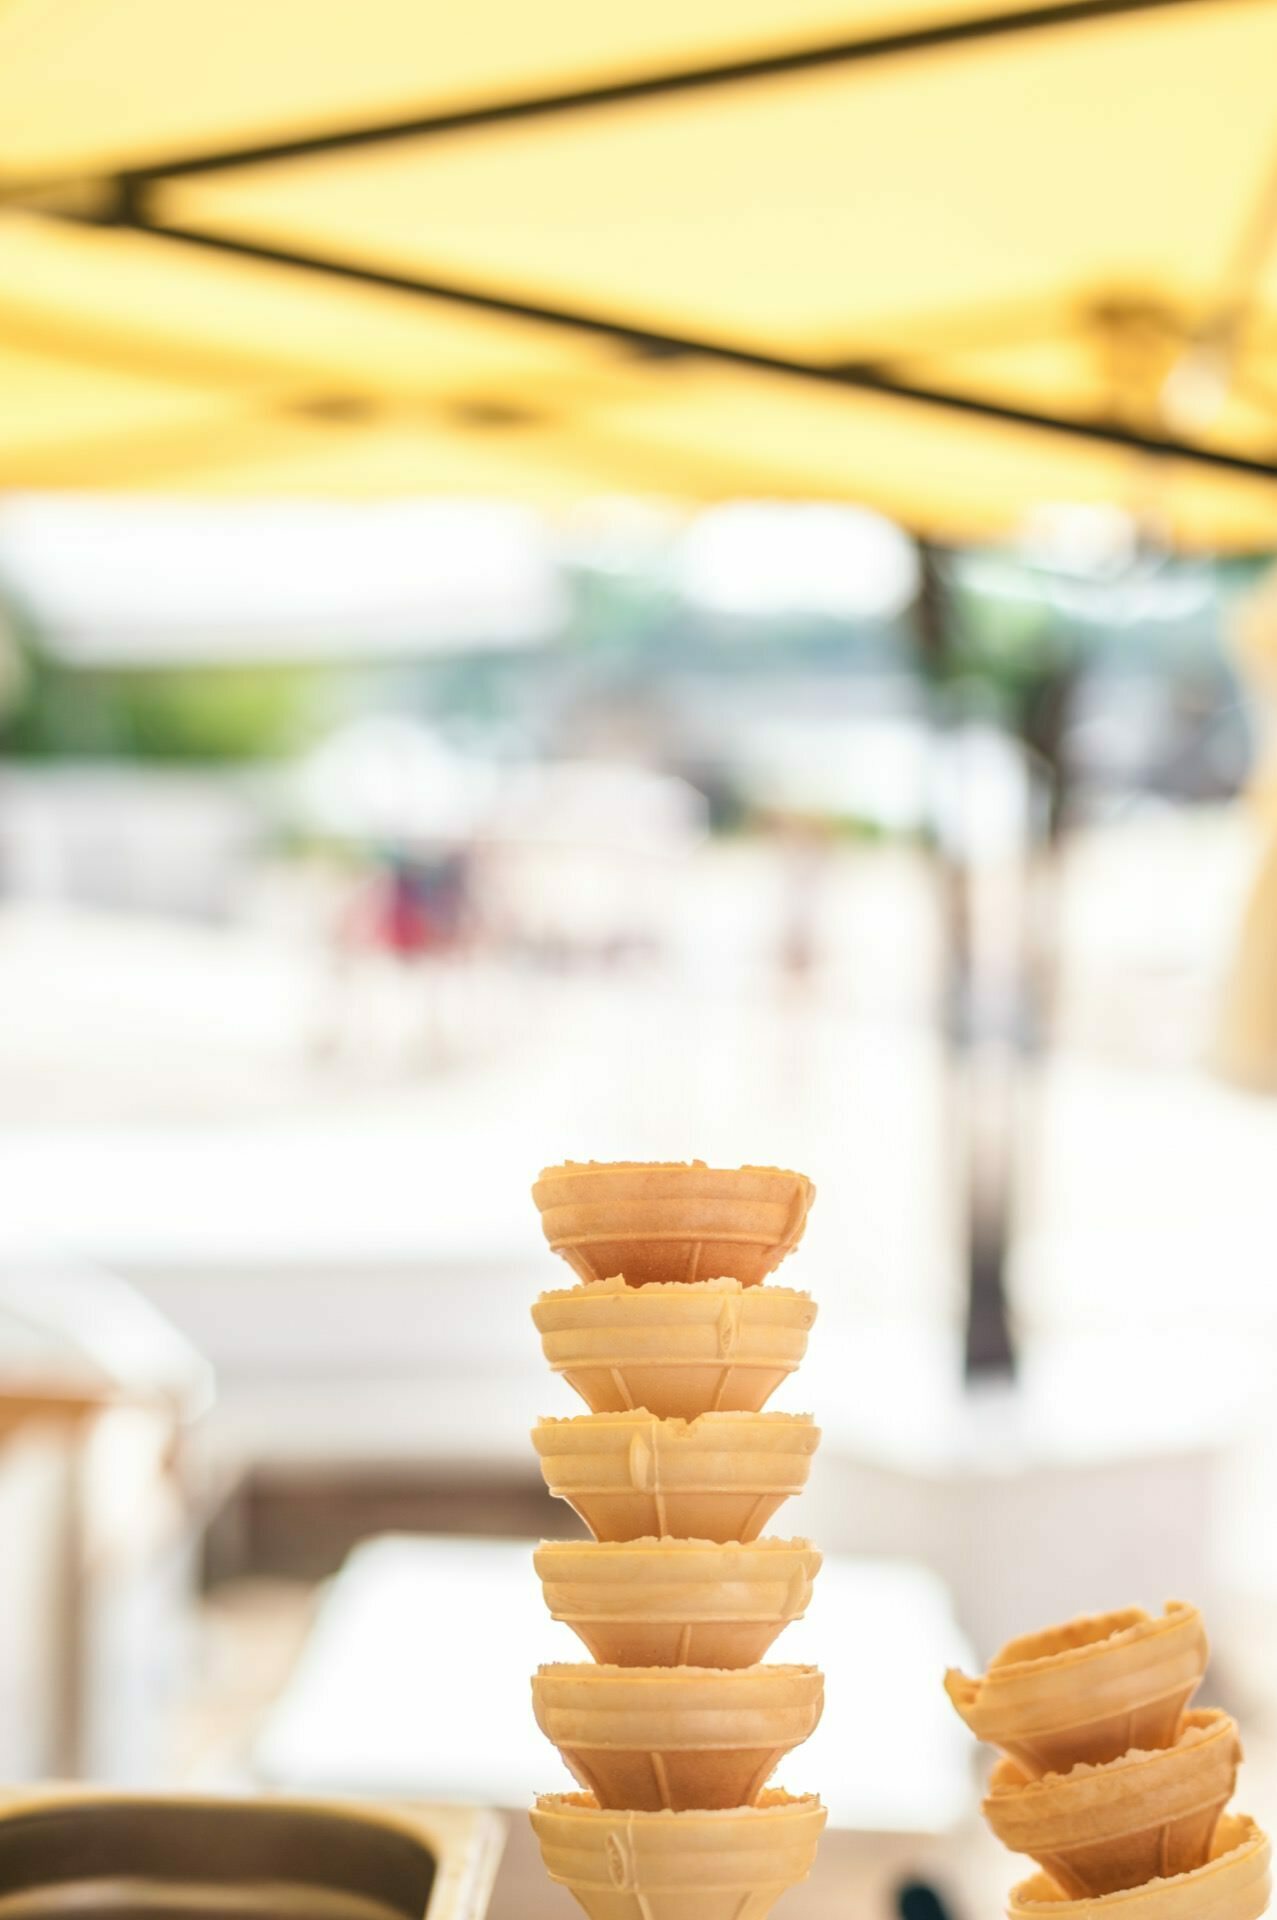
xmin=4 ymin=0 xmax=1277 ymax=545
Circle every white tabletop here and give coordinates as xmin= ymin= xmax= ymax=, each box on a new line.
xmin=253 ymin=1532 xmax=974 ymax=1833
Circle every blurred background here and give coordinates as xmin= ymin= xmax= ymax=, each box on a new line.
xmin=5 ymin=2 xmax=1277 ymax=1914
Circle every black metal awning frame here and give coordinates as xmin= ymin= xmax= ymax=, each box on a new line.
xmin=6 ymin=0 xmax=1277 ymax=484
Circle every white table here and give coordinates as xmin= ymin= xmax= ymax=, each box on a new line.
xmin=253 ymin=1532 xmax=974 ymax=1833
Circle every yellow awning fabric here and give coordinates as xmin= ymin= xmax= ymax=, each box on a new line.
xmin=4 ymin=0 xmax=1277 ymax=546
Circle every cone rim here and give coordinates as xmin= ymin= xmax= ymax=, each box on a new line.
xmin=534 ymin=1536 xmax=819 ymax=1556
xmin=987 ymin=1604 xmax=1200 ymax=1681
xmin=534 ymin=1160 xmax=812 ymax=1183
xmin=534 ymin=1661 xmax=821 ymax=1682
xmin=530 ymin=1413 xmax=810 ymax=1443
xmin=534 ymin=1410 xmax=815 ymax=1432
xmin=532 ymin=1788 xmax=823 ymax=1819
xmin=534 ymin=1275 xmax=814 ymax=1303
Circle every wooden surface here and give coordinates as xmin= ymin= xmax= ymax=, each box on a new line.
xmin=255 ymin=1535 xmax=973 ymax=1831
xmin=0 ymin=1387 xmax=116 ymax=1434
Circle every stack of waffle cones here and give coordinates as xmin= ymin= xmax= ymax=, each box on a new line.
xmin=946 ymin=1603 xmax=1270 ymax=1920
xmin=528 ymin=1160 xmax=827 ymax=1920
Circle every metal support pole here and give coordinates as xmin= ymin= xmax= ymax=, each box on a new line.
xmin=914 ymin=544 xmax=1017 ymax=1381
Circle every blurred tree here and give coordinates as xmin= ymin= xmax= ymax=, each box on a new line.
xmin=0 ymin=651 xmax=328 ymax=763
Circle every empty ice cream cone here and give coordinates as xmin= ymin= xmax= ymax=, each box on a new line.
xmin=532 ymin=1277 xmax=818 ymax=1419
xmin=532 ymin=1162 xmax=815 ymax=1288
xmin=1007 ymin=1814 xmax=1270 ymax=1920
xmin=532 ymin=1412 xmax=819 ymax=1543
xmin=533 ymin=1538 xmax=823 ymax=1667
xmin=533 ymin=1663 xmax=824 ymax=1811
xmin=985 ymin=1709 xmax=1241 ymax=1897
xmin=530 ymin=1788 xmax=826 ymax=1920
xmin=945 ymin=1603 xmax=1208 ymax=1775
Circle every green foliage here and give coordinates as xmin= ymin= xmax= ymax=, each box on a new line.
xmin=2 ymin=658 xmax=326 ymax=763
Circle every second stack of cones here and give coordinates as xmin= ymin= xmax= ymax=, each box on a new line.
xmin=527 ymin=1160 xmax=828 ymax=1920
xmin=946 ymin=1602 xmax=1270 ymax=1920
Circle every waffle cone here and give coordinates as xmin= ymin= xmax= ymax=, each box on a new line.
xmin=534 ymin=1538 xmax=822 ymax=1667
xmin=533 ymin=1663 xmax=824 ymax=1812
xmin=532 ymin=1163 xmax=815 ymax=1288
xmin=945 ymin=1603 xmax=1208 ymax=1775
xmin=532 ymin=1412 xmax=819 ymax=1543
xmin=530 ymin=1789 xmax=826 ymax=1920
xmin=1007 ymin=1815 xmax=1270 ymax=1920
xmin=532 ymin=1278 xmax=818 ymax=1419
xmin=985 ymin=1710 xmax=1241 ymax=1898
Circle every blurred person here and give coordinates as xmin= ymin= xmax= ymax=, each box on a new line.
xmin=769 ymin=811 xmax=836 ymax=988
xmin=367 ymin=847 xmax=472 ymax=965
xmin=318 ymin=840 xmax=478 ymax=1068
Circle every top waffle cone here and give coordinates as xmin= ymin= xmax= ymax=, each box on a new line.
xmin=532 ymin=1162 xmax=815 ymax=1287
xmin=945 ymin=1603 xmax=1208 ymax=1776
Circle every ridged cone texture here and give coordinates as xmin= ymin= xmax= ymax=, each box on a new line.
xmin=985 ymin=1710 xmax=1242 ymax=1898
xmin=945 ymin=1605 xmax=1210 ymax=1776
xmin=533 ymin=1539 xmax=822 ymax=1669
xmin=531 ymin=1790 xmax=826 ymax=1920
xmin=528 ymin=1162 xmax=825 ymax=1920
xmin=945 ymin=1605 xmax=1271 ymax=1919
xmin=1007 ymin=1816 xmax=1271 ymax=1920
xmin=532 ymin=1277 xmax=817 ymax=1420
xmin=531 ymin=1410 xmax=819 ymax=1544
xmin=532 ymin=1663 xmax=824 ymax=1811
